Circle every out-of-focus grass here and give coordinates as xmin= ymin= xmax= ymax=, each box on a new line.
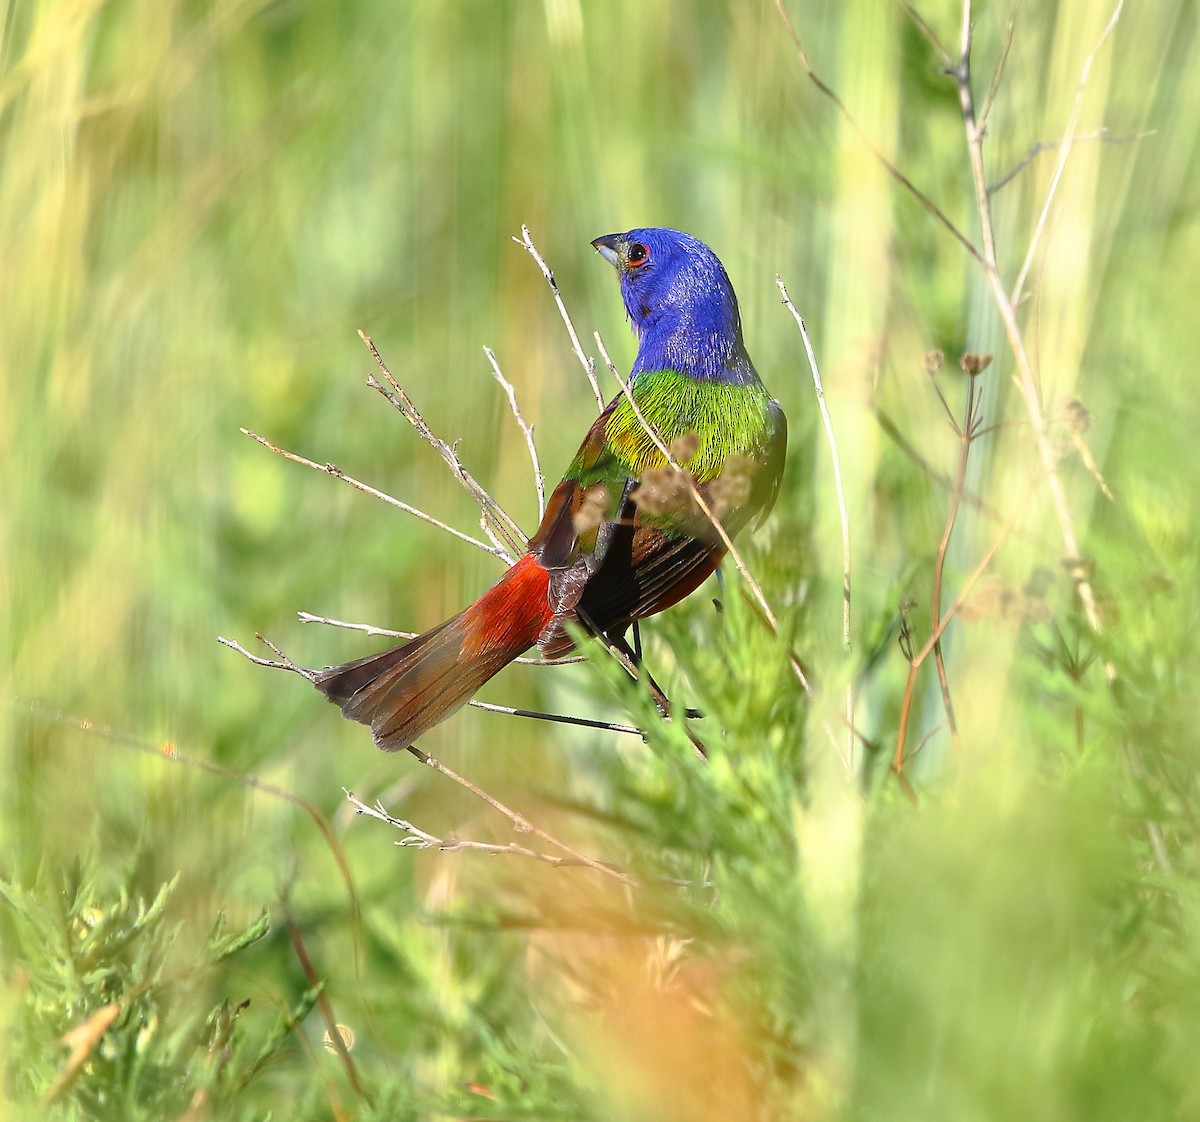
xmin=2 ymin=0 xmax=1200 ymax=1118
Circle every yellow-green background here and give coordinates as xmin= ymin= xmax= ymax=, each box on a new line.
xmin=3 ymin=1 xmax=1200 ymax=1118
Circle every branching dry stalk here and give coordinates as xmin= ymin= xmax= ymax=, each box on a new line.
xmin=391 ymin=748 xmax=639 ymax=887
xmin=345 ymin=789 xmax=633 ymax=873
xmin=954 ymin=0 xmax=1119 ymax=644
xmin=359 ymin=330 xmax=526 ymax=558
xmin=893 ymin=469 xmax=1042 ymax=774
xmin=926 ymin=360 xmax=992 ymax=758
xmin=240 ymin=428 xmax=503 ymax=560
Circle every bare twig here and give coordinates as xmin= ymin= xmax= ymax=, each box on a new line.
xmin=359 ymin=331 xmax=526 ymax=558
xmin=777 ymin=280 xmax=851 ymax=651
xmin=513 ymin=225 xmax=605 ymax=410
xmin=893 ymin=469 xmax=1041 ymax=773
xmin=485 ymin=345 xmax=546 ymax=520
xmin=954 ymin=0 xmax=1112 ymax=642
xmin=217 ymin=634 xmax=316 ymax=680
xmin=1009 ymin=1 xmax=1126 ymax=306
xmin=346 ymin=790 xmax=631 ymax=870
xmin=774 ymin=0 xmax=984 ymax=266
xmin=927 ymin=371 xmax=988 ymax=758
xmin=397 ymin=745 xmax=639 ymax=887
xmin=240 ymin=427 xmax=504 ymax=561
xmin=296 ymin=611 xmax=586 ymax=665
xmin=465 ymin=699 xmax=643 ymax=738
xmin=895 ymin=0 xmax=952 ymax=67
xmin=978 ymin=0 xmax=1020 ymax=133
xmin=989 ymin=128 xmax=1153 ymax=196
xmin=281 ymin=901 xmax=371 ymax=1105
xmin=776 ymin=278 xmax=854 ymax=759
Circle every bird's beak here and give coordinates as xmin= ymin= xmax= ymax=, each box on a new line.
xmin=591 ymin=233 xmax=625 ymax=270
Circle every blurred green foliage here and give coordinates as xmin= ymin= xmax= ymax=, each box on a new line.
xmin=3 ymin=0 xmax=1200 ymax=1118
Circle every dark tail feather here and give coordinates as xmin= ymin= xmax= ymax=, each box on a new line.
xmin=314 ymin=554 xmax=553 ymax=751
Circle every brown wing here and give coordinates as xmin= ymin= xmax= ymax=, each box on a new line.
xmin=537 ymin=492 xmax=722 ymax=658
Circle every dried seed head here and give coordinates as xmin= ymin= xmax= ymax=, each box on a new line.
xmin=632 ymin=467 xmax=694 ymax=517
xmin=959 ymin=352 xmax=994 ymax=376
xmin=669 ymin=432 xmax=700 ymax=462
xmin=1060 ymin=397 xmax=1091 ymax=433
xmin=708 ymin=454 xmax=754 ymax=519
xmin=572 ymin=484 xmax=610 ymax=535
xmin=924 ymin=349 xmax=944 ymax=375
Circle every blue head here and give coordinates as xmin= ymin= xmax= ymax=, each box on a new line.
xmin=592 ymin=228 xmax=754 ymax=383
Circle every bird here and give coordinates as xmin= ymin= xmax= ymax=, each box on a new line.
xmin=314 ymin=228 xmax=787 ymax=751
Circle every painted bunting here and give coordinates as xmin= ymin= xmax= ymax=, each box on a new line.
xmin=315 ymin=228 xmax=786 ymax=750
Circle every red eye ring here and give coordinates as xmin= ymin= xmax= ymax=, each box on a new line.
xmin=626 ymin=242 xmax=649 ymax=267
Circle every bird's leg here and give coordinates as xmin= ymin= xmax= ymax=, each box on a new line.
xmin=604 ymin=631 xmax=708 ymax=759
xmin=611 ymin=628 xmax=704 ymax=722
xmin=574 ymin=611 xmax=707 ymax=757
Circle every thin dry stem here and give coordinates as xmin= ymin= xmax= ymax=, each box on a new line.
xmin=485 ymin=345 xmax=546 ymax=519
xmin=396 ymin=746 xmax=639 ymax=887
xmin=893 ymin=470 xmax=1041 ymax=773
xmin=346 ymin=790 xmax=632 ymax=871
xmin=777 ymin=277 xmax=854 ymax=759
xmin=296 ymin=611 xmax=586 ymax=665
xmin=777 ymin=279 xmax=851 ymax=650
xmin=774 ymin=0 xmax=984 ymax=266
xmin=1009 ymin=1 xmax=1126 ymax=305
xmin=955 ymin=0 xmax=1115 ymax=641
xmin=359 ymin=330 xmax=526 ymax=558
xmin=513 ymin=225 xmax=605 ymax=410
xmin=240 ymin=428 xmax=503 ymax=560
xmin=989 ymin=128 xmax=1153 ymax=196
xmin=928 ymin=375 xmax=985 ymax=758
xmin=978 ymin=0 xmax=1020 ymax=133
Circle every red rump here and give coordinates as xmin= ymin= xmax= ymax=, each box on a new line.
xmin=314 ymin=554 xmax=552 ymax=752
xmin=460 ymin=554 xmax=553 ymax=661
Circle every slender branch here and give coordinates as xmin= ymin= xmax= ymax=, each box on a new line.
xmin=296 ymin=611 xmax=586 ymax=665
xmin=345 ymin=790 xmax=632 ymax=871
xmin=954 ymin=0 xmax=1110 ymax=641
xmin=989 ymin=128 xmax=1152 ymax=196
xmin=777 ymin=279 xmax=851 ymax=651
xmin=465 ymin=699 xmax=643 ymax=738
xmin=978 ymin=0 xmax=1020 ymax=133
xmin=1009 ymin=1 xmax=1125 ymax=306
xmin=895 ymin=0 xmax=952 ymax=67
xmin=240 ymin=428 xmax=504 ymax=561
xmin=928 ymin=372 xmax=986 ymax=758
xmin=485 ymin=345 xmax=546 ymax=520
xmin=217 ymin=635 xmax=316 ymax=680
xmin=280 ymin=902 xmax=370 ymax=1104
xmin=358 ymin=331 xmax=526 ymax=557
xmin=397 ymin=745 xmax=639 ymax=887
xmin=776 ymin=278 xmax=854 ymax=759
xmin=774 ymin=0 xmax=985 ymax=266
xmin=893 ymin=470 xmax=1041 ymax=773
xmin=513 ymin=225 xmax=605 ymax=410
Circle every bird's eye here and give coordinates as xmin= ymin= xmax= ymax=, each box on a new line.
xmin=626 ymin=242 xmax=649 ymax=267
